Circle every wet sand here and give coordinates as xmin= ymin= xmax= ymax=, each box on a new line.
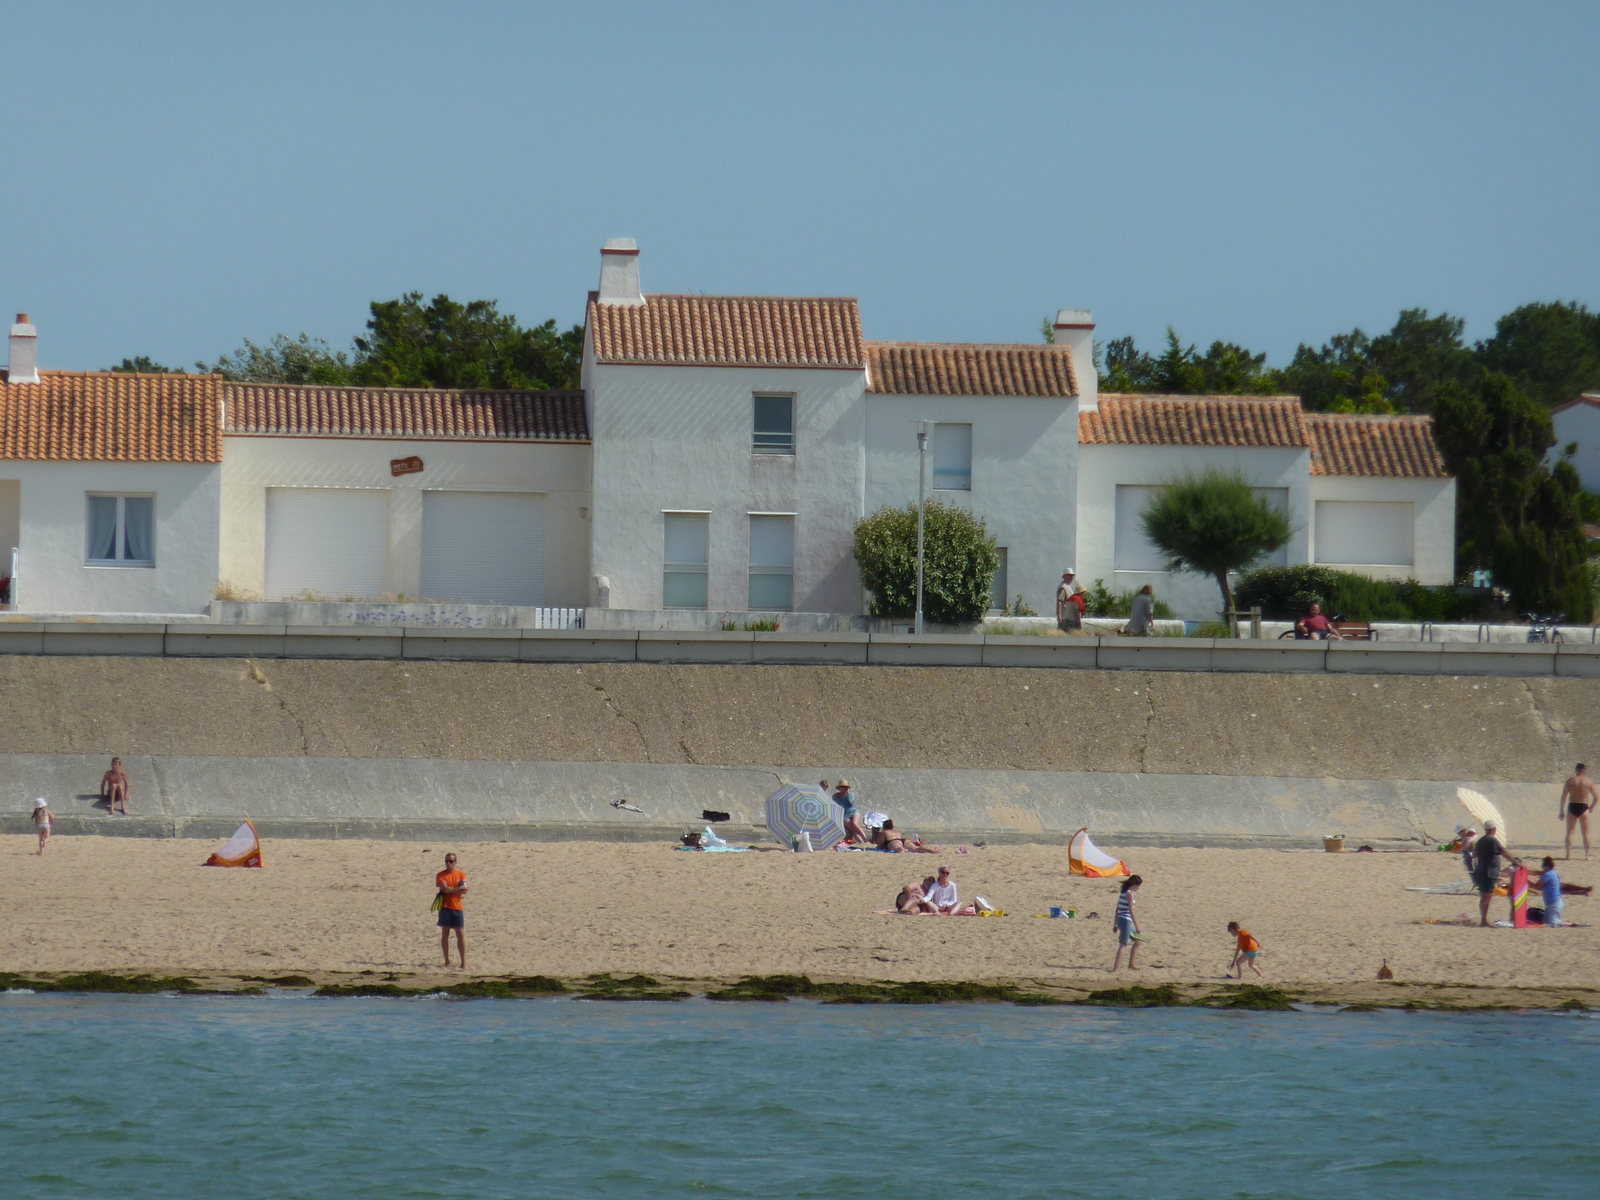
xmin=4 ymin=836 xmax=1596 ymax=1006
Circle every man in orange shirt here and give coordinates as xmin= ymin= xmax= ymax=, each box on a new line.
xmin=1227 ymin=921 xmax=1264 ymax=979
xmin=435 ymin=853 xmax=469 ymax=970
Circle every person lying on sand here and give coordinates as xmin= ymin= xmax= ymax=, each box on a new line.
xmin=873 ymin=820 xmax=939 ymax=854
xmin=895 ymin=882 xmax=937 ymax=913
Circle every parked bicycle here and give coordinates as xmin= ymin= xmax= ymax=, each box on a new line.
xmin=1525 ymin=612 xmax=1565 ymax=644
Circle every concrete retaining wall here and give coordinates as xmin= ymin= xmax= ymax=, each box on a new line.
xmin=0 ymin=753 xmax=1564 ymax=850
xmin=1 ymin=622 xmax=1598 ymax=677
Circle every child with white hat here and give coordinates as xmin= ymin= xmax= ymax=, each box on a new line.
xmin=32 ymin=798 xmax=54 ymax=855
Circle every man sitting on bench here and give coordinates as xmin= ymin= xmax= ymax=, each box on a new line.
xmin=1295 ymin=602 xmax=1344 ymax=640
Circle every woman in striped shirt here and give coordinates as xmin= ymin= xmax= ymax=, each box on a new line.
xmin=1112 ymin=875 xmax=1144 ymax=971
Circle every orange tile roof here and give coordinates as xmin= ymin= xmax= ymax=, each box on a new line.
xmin=0 ymin=371 xmax=222 ymax=462
xmin=589 ymin=294 xmax=864 ymax=368
xmin=865 ymin=342 xmax=1077 ymax=397
xmin=1080 ymin=394 xmax=1308 ymax=448
xmin=1551 ymin=392 xmax=1600 ymax=415
xmin=224 ymin=384 xmax=589 ymax=441
xmin=1305 ymin=413 xmax=1448 ymax=477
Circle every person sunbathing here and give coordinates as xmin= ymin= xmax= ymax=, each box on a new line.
xmin=873 ymin=820 xmax=940 ymax=853
xmin=895 ymin=882 xmax=937 ymax=913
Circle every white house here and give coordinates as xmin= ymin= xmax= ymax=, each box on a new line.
xmin=219 ymin=383 xmax=592 ymax=605
xmin=1076 ymin=382 xmax=1455 ymax=619
xmin=583 ymin=239 xmax=1081 ymax=615
xmin=1551 ymin=393 xmax=1600 ymax=493
xmin=0 ymin=316 xmax=222 ymax=614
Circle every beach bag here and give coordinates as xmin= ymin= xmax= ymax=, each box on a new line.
xmin=1528 ymin=906 xmax=1545 ymax=925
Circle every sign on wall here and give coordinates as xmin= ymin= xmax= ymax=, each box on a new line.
xmin=390 ymin=455 xmax=424 ymax=477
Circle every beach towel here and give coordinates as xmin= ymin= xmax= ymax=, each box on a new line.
xmin=1068 ymin=828 xmax=1130 ymax=878
xmin=204 ymin=819 xmax=263 ymax=868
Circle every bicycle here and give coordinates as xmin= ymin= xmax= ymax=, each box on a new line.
xmin=1524 ymin=612 xmax=1564 ymax=644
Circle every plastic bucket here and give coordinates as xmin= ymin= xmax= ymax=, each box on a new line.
xmin=1049 ymin=906 xmax=1065 ymax=918
xmin=1323 ymin=835 xmax=1346 ymax=853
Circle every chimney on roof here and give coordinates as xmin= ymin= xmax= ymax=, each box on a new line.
xmin=7 ymin=313 xmax=38 ymax=384
xmin=1053 ymin=309 xmax=1096 ymax=412
xmin=597 ymin=239 xmax=645 ymax=306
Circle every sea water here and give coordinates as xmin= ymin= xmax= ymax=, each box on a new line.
xmin=0 ymin=993 xmax=1593 ymax=1199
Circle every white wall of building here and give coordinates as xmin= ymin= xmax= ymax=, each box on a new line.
xmin=1076 ymin=444 xmax=1311 ymax=620
xmin=587 ymin=363 xmax=868 ymax=613
xmin=1308 ymin=474 xmax=1456 ymax=584
xmin=0 ymin=461 xmax=220 ymax=613
xmin=1551 ymin=398 xmax=1600 ymax=493
xmin=865 ymin=394 xmax=1078 ymax=616
xmin=220 ymin=437 xmax=592 ymax=604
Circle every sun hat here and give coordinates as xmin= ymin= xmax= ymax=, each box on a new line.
xmin=836 ymin=779 xmax=850 ymax=788
xmin=33 ymin=797 xmax=48 ymax=809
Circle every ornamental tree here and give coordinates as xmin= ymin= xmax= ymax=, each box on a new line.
xmin=853 ymin=499 xmax=1000 ymax=626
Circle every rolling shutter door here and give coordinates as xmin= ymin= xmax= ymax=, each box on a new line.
xmin=1114 ymin=485 xmax=1166 ymax=570
xmin=1315 ymin=500 xmax=1413 ymax=566
xmin=265 ymin=488 xmax=390 ymax=600
xmin=422 ymin=491 xmax=544 ymax=605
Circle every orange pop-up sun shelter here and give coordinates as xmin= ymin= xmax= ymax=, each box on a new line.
xmin=204 ymin=819 xmax=263 ymax=867
xmin=1068 ymin=827 xmax=1130 ymax=877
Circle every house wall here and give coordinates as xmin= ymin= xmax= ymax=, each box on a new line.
xmin=1307 ymin=474 xmax=1456 ymax=584
xmin=0 ymin=461 xmax=220 ymax=613
xmin=1551 ymin=400 xmax=1600 ymax=493
xmin=587 ymin=363 xmax=868 ymax=612
xmin=1076 ymin=444 xmax=1311 ymax=621
xmin=864 ymin=393 xmax=1078 ymax=617
xmin=219 ymin=437 xmax=592 ymax=605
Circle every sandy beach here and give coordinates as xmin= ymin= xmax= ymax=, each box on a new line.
xmin=4 ymin=833 xmax=1596 ymax=1006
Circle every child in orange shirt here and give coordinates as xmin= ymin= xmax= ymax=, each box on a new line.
xmin=1227 ymin=921 xmax=1264 ymax=979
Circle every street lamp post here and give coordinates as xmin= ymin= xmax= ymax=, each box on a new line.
xmin=915 ymin=421 xmax=928 ymax=635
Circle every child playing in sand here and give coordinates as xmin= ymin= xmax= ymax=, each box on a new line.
xmin=1111 ymin=875 xmax=1143 ymax=970
xmin=1227 ymin=921 xmax=1263 ymax=978
xmin=32 ymin=798 xmax=53 ymax=854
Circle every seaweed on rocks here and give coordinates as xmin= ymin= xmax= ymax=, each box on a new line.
xmin=706 ymin=976 xmax=1067 ymax=1005
xmin=31 ymin=972 xmax=200 ymax=994
xmin=502 ymin=976 xmax=570 ymax=994
xmin=313 ymin=982 xmax=433 ymax=998
xmin=242 ymin=974 xmax=316 ymax=987
xmin=576 ymin=973 xmax=688 ymax=1002
xmin=1202 ymin=986 xmax=1296 ymax=1011
xmin=445 ymin=980 xmax=517 ymax=999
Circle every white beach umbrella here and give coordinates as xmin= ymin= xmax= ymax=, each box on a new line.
xmin=1456 ymin=788 xmax=1507 ymax=842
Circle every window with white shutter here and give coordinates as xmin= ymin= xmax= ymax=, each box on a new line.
xmin=933 ymin=423 xmax=972 ymax=490
xmin=748 ymin=514 xmax=794 ymax=611
xmin=664 ymin=513 xmax=710 ymax=608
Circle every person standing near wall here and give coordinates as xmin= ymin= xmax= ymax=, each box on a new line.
xmin=1056 ymin=569 xmax=1082 ymax=631
xmin=1559 ymin=764 xmax=1595 ymax=860
xmin=434 ymin=853 xmax=469 ymax=970
xmin=1124 ymin=585 xmax=1155 ymax=637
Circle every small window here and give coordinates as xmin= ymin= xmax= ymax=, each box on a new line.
xmin=663 ymin=513 xmax=710 ymax=608
xmin=990 ymin=547 xmax=1008 ymax=612
xmin=933 ymin=423 xmax=972 ymax=490
xmin=753 ymin=395 xmax=794 ymax=455
xmin=748 ymin=515 xmax=795 ymax=611
xmin=87 ymin=495 xmax=155 ymax=566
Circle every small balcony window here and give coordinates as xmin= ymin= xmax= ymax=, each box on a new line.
xmin=753 ymin=395 xmax=795 ymax=455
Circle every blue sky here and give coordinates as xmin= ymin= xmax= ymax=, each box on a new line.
xmin=3 ymin=1 xmax=1597 ymax=372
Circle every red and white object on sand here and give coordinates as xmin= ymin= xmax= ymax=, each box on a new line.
xmin=204 ymin=819 xmax=263 ymax=867
xmin=1068 ymin=827 xmax=1130 ymax=877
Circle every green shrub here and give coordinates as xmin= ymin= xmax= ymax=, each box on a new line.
xmin=1083 ymin=578 xmax=1175 ymax=619
xmin=853 ymin=499 xmax=1001 ymax=625
xmin=1234 ymin=565 xmax=1488 ymax=622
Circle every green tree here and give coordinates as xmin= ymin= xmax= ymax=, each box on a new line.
xmin=1097 ymin=328 xmax=1277 ymax=395
xmin=1276 ymin=331 xmax=1392 ymax=413
xmin=1366 ymin=308 xmax=1475 ymax=413
xmin=1476 ymin=301 xmax=1600 ymax=408
xmin=107 ymin=356 xmax=184 ymax=374
xmin=1432 ymin=371 xmax=1593 ymax=619
xmin=351 ymin=292 xmax=583 ymax=390
xmin=1141 ymin=471 xmax=1292 ymax=618
xmin=852 ymin=499 xmax=1001 ymax=625
xmin=202 ymin=333 xmax=353 ymax=384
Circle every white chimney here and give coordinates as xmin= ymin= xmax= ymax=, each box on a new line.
xmin=597 ymin=238 xmax=644 ymax=306
xmin=1053 ymin=308 xmax=1096 ymax=411
xmin=7 ymin=313 xmax=38 ymax=383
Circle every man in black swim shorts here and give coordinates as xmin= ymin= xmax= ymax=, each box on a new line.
xmin=1559 ymin=764 xmax=1596 ymax=861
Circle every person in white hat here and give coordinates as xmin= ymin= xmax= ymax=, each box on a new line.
xmin=1056 ymin=568 xmax=1083 ymax=631
xmin=32 ymin=798 xmax=54 ymax=855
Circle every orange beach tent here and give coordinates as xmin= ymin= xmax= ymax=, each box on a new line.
xmin=1068 ymin=827 xmax=1130 ymax=878
xmin=204 ymin=819 xmax=263 ymax=867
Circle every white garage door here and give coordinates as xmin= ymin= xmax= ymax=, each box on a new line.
xmin=422 ymin=491 xmax=544 ymax=605
xmin=266 ymin=488 xmax=390 ymax=600
xmin=1315 ymin=500 xmax=1414 ymax=566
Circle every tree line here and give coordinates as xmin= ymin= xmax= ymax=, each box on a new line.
xmin=109 ymin=293 xmax=585 ymax=391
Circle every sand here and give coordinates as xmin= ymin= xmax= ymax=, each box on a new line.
xmin=4 ymin=834 xmax=1596 ymax=1006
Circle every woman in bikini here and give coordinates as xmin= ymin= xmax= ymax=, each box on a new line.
xmin=872 ymin=820 xmax=940 ymax=854
xmin=895 ymin=882 xmax=937 ymax=913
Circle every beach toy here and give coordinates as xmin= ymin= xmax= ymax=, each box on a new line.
xmin=204 ymin=819 xmax=263 ymax=868
xmin=1068 ymin=828 xmax=1130 ymax=877
xmin=1323 ymin=834 xmax=1345 ymax=852
xmin=767 ymin=784 xmax=845 ymax=851
xmin=1049 ymin=906 xmax=1066 ymax=918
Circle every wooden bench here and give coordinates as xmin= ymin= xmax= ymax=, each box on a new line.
xmin=1332 ymin=620 xmax=1373 ymax=641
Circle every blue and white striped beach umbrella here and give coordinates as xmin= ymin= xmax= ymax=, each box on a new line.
xmin=765 ymin=784 xmax=846 ymax=850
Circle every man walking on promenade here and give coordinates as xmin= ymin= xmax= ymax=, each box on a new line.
xmin=1559 ymin=764 xmax=1595 ymax=860
xmin=435 ymin=853 xmax=469 ymax=970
